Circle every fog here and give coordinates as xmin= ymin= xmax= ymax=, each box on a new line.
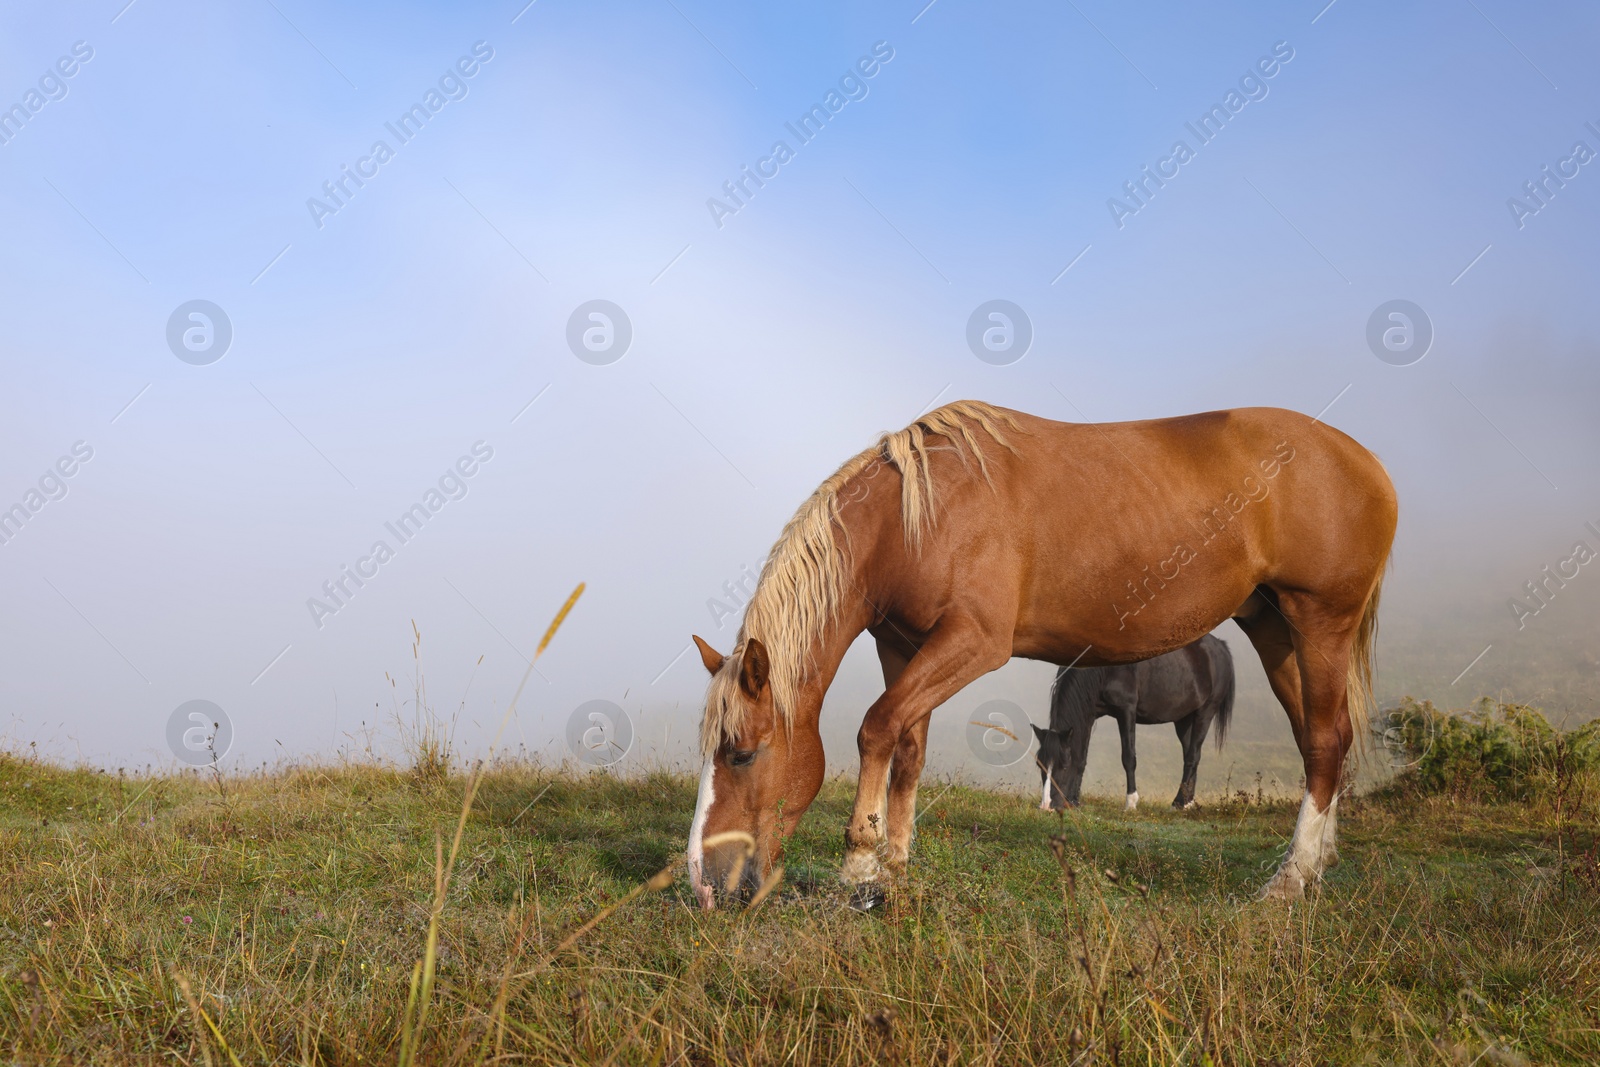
xmin=2 ymin=1 xmax=1596 ymax=802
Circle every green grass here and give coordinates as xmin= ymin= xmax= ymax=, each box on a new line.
xmin=1 ymin=753 xmax=1597 ymax=1065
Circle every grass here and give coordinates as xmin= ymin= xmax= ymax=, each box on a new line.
xmin=1 ymin=751 xmax=1597 ymax=1065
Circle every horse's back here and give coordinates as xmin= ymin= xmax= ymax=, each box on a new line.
xmin=974 ymin=406 xmax=1395 ymax=664
xmin=998 ymin=405 xmax=1392 ymax=516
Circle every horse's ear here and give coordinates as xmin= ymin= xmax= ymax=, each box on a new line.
xmin=692 ymin=635 xmax=725 ymax=675
xmin=1031 ymin=723 xmax=1047 ymax=741
xmin=739 ymin=638 xmax=770 ymax=698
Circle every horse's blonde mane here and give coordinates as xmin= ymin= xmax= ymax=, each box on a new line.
xmin=700 ymin=400 xmax=1020 ymax=755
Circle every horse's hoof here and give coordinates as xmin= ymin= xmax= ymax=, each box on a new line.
xmin=846 ymin=884 xmax=886 ymax=912
xmin=1260 ymin=866 xmax=1308 ymax=901
xmin=1124 ymin=792 xmax=1139 ymax=812
xmin=839 ymin=850 xmax=883 ymax=885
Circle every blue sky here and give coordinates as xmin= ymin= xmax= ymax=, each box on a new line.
xmin=2 ymin=0 xmax=1597 ymax=781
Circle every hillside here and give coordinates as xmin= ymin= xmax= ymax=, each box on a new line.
xmin=0 ymin=753 xmax=1596 ymax=1065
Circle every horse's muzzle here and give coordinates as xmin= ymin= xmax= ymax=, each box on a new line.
xmin=689 ymin=831 xmax=763 ymax=910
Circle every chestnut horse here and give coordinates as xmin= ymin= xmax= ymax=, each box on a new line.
xmin=688 ymin=401 xmax=1395 ymax=905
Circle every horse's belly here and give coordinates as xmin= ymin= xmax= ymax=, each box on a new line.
xmin=1012 ymin=570 xmax=1254 ymax=668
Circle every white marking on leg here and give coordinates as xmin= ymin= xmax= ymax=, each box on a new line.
xmin=687 ymin=759 xmax=716 ymax=910
xmin=1320 ymin=797 xmax=1341 ymax=867
xmin=1125 ymin=791 xmax=1139 ymax=811
xmin=1264 ymin=791 xmax=1336 ymax=899
xmin=840 ymin=795 xmax=887 ymax=884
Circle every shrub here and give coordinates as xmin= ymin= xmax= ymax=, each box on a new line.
xmin=1378 ymin=696 xmax=1600 ymax=801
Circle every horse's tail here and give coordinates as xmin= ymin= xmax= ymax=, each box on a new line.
xmin=1211 ymin=641 xmax=1236 ymax=752
xmin=1346 ymin=557 xmax=1388 ymax=750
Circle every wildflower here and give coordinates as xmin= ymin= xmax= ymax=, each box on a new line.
xmin=182 ymin=916 xmax=193 ymax=925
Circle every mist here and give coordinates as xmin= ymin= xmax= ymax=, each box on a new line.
xmin=2 ymin=1 xmax=1596 ymax=804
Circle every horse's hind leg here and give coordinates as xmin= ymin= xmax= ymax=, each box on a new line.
xmin=1234 ymin=590 xmax=1306 ymax=748
xmin=1172 ymin=713 xmax=1205 ymax=809
xmin=1245 ymin=590 xmax=1357 ymax=899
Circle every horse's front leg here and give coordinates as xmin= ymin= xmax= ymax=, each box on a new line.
xmin=1117 ymin=712 xmax=1139 ymax=811
xmin=841 ymin=617 xmax=1008 ymax=884
xmin=873 ymin=636 xmax=926 ymax=876
xmin=884 ymin=715 xmax=932 ymax=874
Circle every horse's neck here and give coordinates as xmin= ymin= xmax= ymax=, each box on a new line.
xmin=789 ymin=496 xmax=892 ymax=725
xmin=793 ymin=585 xmax=874 ymax=728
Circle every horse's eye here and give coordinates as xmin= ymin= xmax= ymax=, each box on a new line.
xmin=728 ymin=749 xmax=757 ymax=768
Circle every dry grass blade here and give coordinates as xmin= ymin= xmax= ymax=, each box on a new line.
xmin=747 ymin=864 xmax=785 ymax=910
xmin=171 ymin=967 xmax=230 ymax=1067
xmin=969 ymin=720 xmax=1020 ymax=744
xmin=397 ymin=583 xmax=585 ymax=1067
xmin=536 ymin=582 xmax=586 ymax=660
xmin=704 ymin=830 xmax=757 ymax=896
xmin=593 ymin=838 xmax=772 ymax=1067
xmin=448 ymin=901 xmax=541 ymax=1067
xmin=171 ymin=971 xmax=214 ymax=1067
xmin=547 ymin=860 xmax=683 ymax=959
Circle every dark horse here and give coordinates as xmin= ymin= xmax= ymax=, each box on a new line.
xmin=1032 ymin=634 xmax=1235 ymax=813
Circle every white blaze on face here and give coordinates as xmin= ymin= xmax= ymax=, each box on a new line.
xmin=687 ymin=759 xmax=716 ymax=910
xmin=1039 ymin=769 xmax=1052 ymax=811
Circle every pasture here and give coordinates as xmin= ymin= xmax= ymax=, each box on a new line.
xmin=2 ymin=719 xmax=1597 ymax=1066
